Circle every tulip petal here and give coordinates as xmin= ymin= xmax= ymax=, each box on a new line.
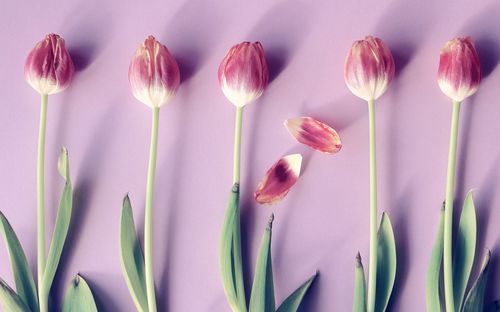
xmin=254 ymin=154 xmax=302 ymax=205
xmin=284 ymin=117 xmax=342 ymax=154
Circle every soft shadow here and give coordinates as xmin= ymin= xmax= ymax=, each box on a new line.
xmin=161 ymin=0 xmax=223 ymax=83
xmin=86 ymin=277 xmax=122 ymax=312
xmin=297 ymin=272 xmax=321 ymax=311
xmin=486 ymin=239 xmax=500 ymax=306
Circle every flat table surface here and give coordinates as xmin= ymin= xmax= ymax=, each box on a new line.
xmin=1 ymin=0 xmax=500 ymax=311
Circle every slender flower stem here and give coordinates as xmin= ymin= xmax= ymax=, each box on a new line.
xmin=367 ymin=99 xmax=378 ymax=312
xmin=444 ymin=100 xmax=461 ymax=312
xmin=233 ymin=106 xmax=244 ymax=184
xmin=37 ymin=94 xmax=48 ymax=312
xmin=145 ymin=107 xmax=160 ymax=312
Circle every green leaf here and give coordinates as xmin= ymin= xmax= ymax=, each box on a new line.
xmin=426 ymin=204 xmax=445 ymax=312
xmin=120 ymin=195 xmax=148 ymax=312
xmin=462 ymin=250 xmax=491 ymax=312
xmin=453 ymin=191 xmax=477 ymax=311
xmin=352 ymin=253 xmax=367 ymax=312
xmin=220 ymin=184 xmax=247 ymax=312
xmin=42 ymin=148 xmax=74 ymax=297
xmin=374 ymin=212 xmax=397 ymax=312
xmin=276 ymin=272 xmax=317 ymax=312
xmin=249 ymin=214 xmax=275 ymax=312
xmin=0 ymin=212 xmax=38 ymax=312
xmin=0 ymin=278 xmax=30 ymax=312
xmin=62 ymin=274 xmax=97 ymax=312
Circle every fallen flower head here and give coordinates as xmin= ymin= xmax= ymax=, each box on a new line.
xmin=285 ymin=117 xmax=342 ymax=154
xmin=254 ymin=154 xmax=302 ymax=205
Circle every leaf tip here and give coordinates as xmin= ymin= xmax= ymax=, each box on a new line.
xmin=267 ymin=213 xmax=275 ymax=229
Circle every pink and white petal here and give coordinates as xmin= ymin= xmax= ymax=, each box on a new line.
xmin=284 ymin=117 xmax=342 ymax=154
xmin=254 ymin=154 xmax=302 ymax=205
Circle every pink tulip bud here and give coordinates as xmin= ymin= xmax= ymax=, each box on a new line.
xmin=218 ymin=42 xmax=269 ymax=107
xmin=285 ymin=117 xmax=342 ymax=154
xmin=344 ymin=36 xmax=395 ymax=101
xmin=24 ymin=34 xmax=74 ymax=95
xmin=129 ymin=36 xmax=180 ymax=108
xmin=254 ymin=154 xmax=302 ymax=205
xmin=438 ymin=37 xmax=481 ymax=102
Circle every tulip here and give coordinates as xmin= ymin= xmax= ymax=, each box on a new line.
xmin=344 ymin=36 xmax=397 ymax=312
xmin=254 ymin=154 xmax=302 ymax=205
xmin=25 ymin=34 xmax=74 ymax=95
xmin=284 ymin=117 xmax=342 ymax=154
xmin=218 ymin=42 xmax=269 ymax=107
xmin=129 ymin=35 xmax=180 ymax=108
xmin=438 ymin=37 xmax=481 ymax=102
xmin=437 ymin=37 xmax=481 ymax=312
xmin=344 ymin=36 xmax=395 ymax=102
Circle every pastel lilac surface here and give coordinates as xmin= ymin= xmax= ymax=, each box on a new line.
xmin=24 ymin=34 xmax=74 ymax=95
xmin=129 ymin=36 xmax=180 ymax=108
xmin=438 ymin=37 xmax=481 ymax=102
xmin=1 ymin=0 xmax=500 ymax=311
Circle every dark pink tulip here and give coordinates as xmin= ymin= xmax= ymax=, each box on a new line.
xmin=218 ymin=42 xmax=269 ymax=107
xmin=24 ymin=34 xmax=74 ymax=95
xmin=438 ymin=37 xmax=481 ymax=102
xmin=344 ymin=36 xmax=395 ymax=101
xmin=285 ymin=117 xmax=342 ymax=154
xmin=129 ymin=36 xmax=180 ymax=108
xmin=254 ymin=154 xmax=302 ymax=205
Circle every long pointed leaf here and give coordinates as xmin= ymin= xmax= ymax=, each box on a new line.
xmin=0 ymin=212 xmax=38 ymax=312
xmin=462 ymin=250 xmax=491 ymax=312
xmin=453 ymin=191 xmax=477 ymax=311
xmin=62 ymin=274 xmax=97 ymax=312
xmin=426 ymin=204 xmax=445 ymax=312
xmin=220 ymin=184 xmax=246 ymax=312
xmin=42 ymin=148 xmax=74 ymax=296
xmin=374 ymin=212 xmax=397 ymax=312
xmin=276 ymin=272 xmax=317 ymax=312
xmin=0 ymin=278 xmax=30 ymax=312
xmin=249 ymin=214 xmax=275 ymax=312
xmin=120 ymin=195 xmax=148 ymax=312
xmin=353 ymin=253 xmax=367 ymax=312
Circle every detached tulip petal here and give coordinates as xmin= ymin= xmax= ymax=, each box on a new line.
xmin=438 ymin=37 xmax=481 ymax=102
xmin=254 ymin=154 xmax=302 ymax=205
xmin=344 ymin=36 xmax=395 ymax=101
xmin=218 ymin=42 xmax=269 ymax=107
xmin=25 ymin=34 xmax=74 ymax=95
xmin=285 ymin=117 xmax=342 ymax=154
xmin=129 ymin=36 xmax=180 ymax=108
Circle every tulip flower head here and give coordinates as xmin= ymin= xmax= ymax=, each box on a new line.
xmin=218 ymin=42 xmax=269 ymax=107
xmin=344 ymin=36 xmax=395 ymax=101
xmin=24 ymin=34 xmax=74 ymax=95
xmin=129 ymin=36 xmax=180 ymax=108
xmin=254 ymin=154 xmax=302 ymax=205
xmin=438 ymin=37 xmax=481 ymax=102
xmin=285 ymin=117 xmax=342 ymax=154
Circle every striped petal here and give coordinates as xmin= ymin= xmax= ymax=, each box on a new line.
xmin=254 ymin=154 xmax=302 ymax=205
xmin=284 ymin=117 xmax=342 ymax=154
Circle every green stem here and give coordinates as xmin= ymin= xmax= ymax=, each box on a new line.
xmin=37 ymin=94 xmax=48 ymax=312
xmin=444 ymin=100 xmax=461 ymax=312
xmin=233 ymin=106 xmax=244 ymax=184
xmin=367 ymin=99 xmax=378 ymax=312
xmin=145 ymin=107 xmax=160 ymax=312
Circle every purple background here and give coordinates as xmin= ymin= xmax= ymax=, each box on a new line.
xmin=1 ymin=0 xmax=500 ymax=311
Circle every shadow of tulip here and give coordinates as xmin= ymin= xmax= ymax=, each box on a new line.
xmin=85 ymin=276 xmax=122 ymax=312
xmin=293 ymin=272 xmax=320 ymax=311
xmin=486 ymin=240 xmax=500 ymax=306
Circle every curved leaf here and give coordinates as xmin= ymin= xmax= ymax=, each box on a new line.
xmin=62 ymin=274 xmax=97 ymax=312
xmin=249 ymin=215 xmax=275 ymax=312
xmin=426 ymin=204 xmax=445 ymax=312
xmin=120 ymin=195 xmax=148 ymax=312
xmin=462 ymin=250 xmax=491 ymax=312
xmin=374 ymin=212 xmax=397 ymax=312
xmin=0 ymin=278 xmax=30 ymax=312
xmin=353 ymin=253 xmax=367 ymax=312
xmin=453 ymin=191 xmax=477 ymax=311
xmin=220 ymin=184 xmax=246 ymax=312
xmin=42 ymin=148 xmax=73 ymax=296
xmin=0 ymin=212 xmax=38 ymax=312
xmin=277 ymin=272 xmax=317 ymax=312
